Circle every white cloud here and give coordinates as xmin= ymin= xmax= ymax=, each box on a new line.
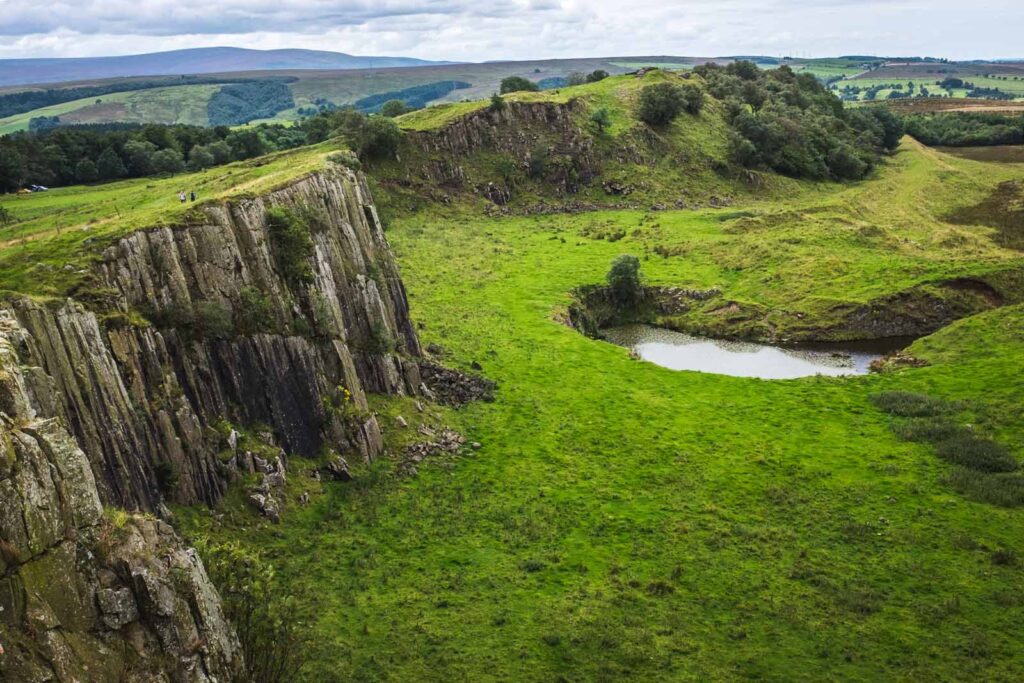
xmin=0 ymin=0 xmax=1020 ymax=60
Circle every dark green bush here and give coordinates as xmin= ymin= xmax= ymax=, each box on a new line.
xmin=637 ymin=83 xmax=686 ymax=126
xmin=499 ymin=76 xmax=539 ymax=94
xmin=935 ymin=436 xmax=1018 ymax=473
xmin=946 ymin=468 xmax=1024 ymax=507
xmin=870 ymin=391 xmax=951 ymax=417
xmin=193 ymin=301 xmax=234 ymax=339
xmin=235 ymin=287 xmax=277 ymax=335
xmin=893 ymin=419 xmax=972 ymax=443
xmin=154 ymin=460 xmax=179 ymax=496
xmin=266 ymin=206 xmax=314 ymax=285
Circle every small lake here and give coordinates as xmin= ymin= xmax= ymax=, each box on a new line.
xmin=601 ymin=324 xmax=912 ymax=379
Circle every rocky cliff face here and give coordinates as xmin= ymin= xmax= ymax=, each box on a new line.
xmin=0 ymin=311 xmax=243 ymax=682
xmin=0 ymin=165 xmax=424 ymax=679
xmin=398 ymin=99 xmax=600 ymax=198
xmin=5 ymin=166 xmax=422 ymax=511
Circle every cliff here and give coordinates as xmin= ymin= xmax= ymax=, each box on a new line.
xmin=0 ymin=164 xmax=426 ymax=680
xmin=5 ymin=166 xmax=422 ymax=511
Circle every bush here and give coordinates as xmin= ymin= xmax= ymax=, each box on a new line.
xmin=266 ymin=207 xmax=314 ymax=285
xmin=637 ymin=83 xmax=686 ymax=126
xmin=586 ymin=70 xmax=610 ymax=83
xmin=935 ymin=436 xmax=1018 ymax=473
xmin=893 ymin=419 xmax=972 ymax=443
xmin=527 ymin=145 xmax=549 ymax=179
xmin=193 ymin=301 xmax=234 ymax=339
xmin=188 ymin=144 xmax=217 ymax=171
xmin=353 ymin=117 xmax=402 ymax=161
xmin=154 ymin=460 xmax=179 ymax=496
xmin=607 ymin=255 xmax=643 ymax=305
xmin=566 ymin=72 xmax=587 ymax=86
xmin=870 ymin=391 xmax=951 ymax=417
xmin=489 ymin=93 xmax=506 ymax=113
xmin=946 ymin=468 xmax=1024 ymax=507
xmin=500 ymin=76 xmax=539 ymax=94
xmin=590 ymin=107 xmax=611 ymax=133
xmin=193 ymin=538 xmax=308 ymax=683
xmin=680 ymin=84 xmax=704 ymax=115
xmin=235 ymin=287 xmax=277 ymax=335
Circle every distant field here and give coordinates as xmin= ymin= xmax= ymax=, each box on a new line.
xmin=0 ymin=83 xmax=225 ymax=134
xmin=837 ymin=62 xmax=1024 ymax=102
xmin=936 ymin=145 xmax=1024 ymax=163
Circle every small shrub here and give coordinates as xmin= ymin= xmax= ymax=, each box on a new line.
xmin=489 ymin=93 xmax=506 ymax=113
xmin=990 ymin=548 xmax=1017 ymax=566
xmin=235 ymin=287 xmax=277 ymax=335
xmin=354 ymin=116 xmax=402 ymax=161
xmin=935 ymin=436 xmax=1017 ymax=473
xmin=586 ymin=70 xmax=609 ymax=83
xmin=680 ymin=84 xmax=704 ymax=115
xmin=869 ymin=391 xmax=951 ymax=417
xmin=527 ymin=145 xmax=549 ymax=179
xmin=154 ymin=460 xmax=179 ymax=496
xmin=0 ymin=205 xmax=13 ymax=226
xmin=326 ymin=150 xmax=360 ymax=170
xmin=193 ymin=301 xmax=234 ymax=339
xmin=520 ymin=559 xmax=545 ymax=573
xmin=589 ymin=107 xmax=611 ymax=133
xmin=892 ymin=418 xmax=971 ymax=444
xmin=606 ymin=255 xmax=643 ymax=305
xmin=266 ymin=206 xmax=314 ymax=285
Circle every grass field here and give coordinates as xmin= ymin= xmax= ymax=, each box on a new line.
xmin=0 ymin=141 xmax=333 ymax=296
xmin=174 ymin=138 xmax=1024 ymax=681
xmin=0 ymin=83 xmax=225 ymax=134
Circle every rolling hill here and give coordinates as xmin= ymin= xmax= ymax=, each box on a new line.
xmin=0 ymin=46 xmax=451 ymax=87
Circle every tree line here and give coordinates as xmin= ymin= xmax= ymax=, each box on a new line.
xmin=902 ymin=112 xmax=1024 ymax=146
xmin=0 ymin=105 xmax=406 ymax=192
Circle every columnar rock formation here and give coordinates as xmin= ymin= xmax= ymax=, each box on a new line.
xmin=0 ymin=166 xmax=423 ymax=680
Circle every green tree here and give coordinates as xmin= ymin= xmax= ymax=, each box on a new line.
xmin=151 ymin=148 xmax=185 ymax=175
xmin=379 ymin=100 xmax=410 ymax=117
xmin=590 ymin=107 xmax=611 ymax=133
xmin=207 ymin=140 xmax=233 ymax=165
xmin=74 ymin=158 xmax=98 ymax=183
xmin=0 ymin=146 xmax=26 ymax=192
xmin=489 ymin=93 xmax=506 ymax=112
xmin=586 ymin=70 xmax=610 ymax=83
xmin=637 ymin=83 xmax=686 ymax=126
xmin=188 ymin=144 xmax=217 ymax=171
xmin=607 ymin=255 xmax=643 ymax=305
xmin=500 ymin=76 xmax=539 ymax=94
xmin=226 ymin=129 xmax=268 ymax=160
xmin=353 ymin=117 xmax=402 ymax=161
xmin=96 ymin=147 xmax=126 ymax=180
xmin=122 ymin=140 xmax=157 ymax=176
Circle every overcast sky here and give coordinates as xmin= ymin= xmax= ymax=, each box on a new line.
xmin=0 ymin=0 xmax=1021 ymax=61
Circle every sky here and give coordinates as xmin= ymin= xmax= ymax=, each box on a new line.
xmin=0 ymin=0 xmax=1021 ymax=62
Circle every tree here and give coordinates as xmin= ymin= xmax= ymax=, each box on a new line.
xmin=607 ymin=255 xmax=643 ymax=305
xmin=379 ymin=99 xmax=411 ymax=118
xmin=590 ymin=107 xmax=611 ymax=133
xmin=188 ymin=144 xmax=217 ymax=171
xmin=681 ymin=84 xmax=705 ymax=114
xmin=74 ymin=158 xmax=99 ymax=183
xmin=354 ymin=117 xmax=402 ymax=161
xmin=500 ymin=76 xmax=539 ymax=94
xmin=151 ymin=148 xmax=185 ymax=175
xmin=489 ymin=93 xmax=506 ymax=112
xmin=637 ymin=83 xmax=686 ymax=126
xmin=567 ymin=72 xmax=587 ymax=86
xmin=0 ymin=146 xmax=26 ymax=192
xmin=586 ymin=70 xmax=610 ymax=83
xmin=207 ymin=140 xmax=233 ymax=165
xmin=122 ymin=140 xmax=157 ymax=176
xmin=226 ymin=129 xmax=268 ymax=160
xmin=96 ymin=147 xmax=126 ymax=180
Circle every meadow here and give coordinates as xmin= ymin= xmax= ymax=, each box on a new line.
xmin=177 ymin=139 xmax=1024 ymax=681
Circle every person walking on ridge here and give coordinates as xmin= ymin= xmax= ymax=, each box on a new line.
xmin=178 ymin=190 xmax=186 ymax=203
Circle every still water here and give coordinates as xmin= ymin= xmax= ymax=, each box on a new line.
xmin=601 ymin=324 xmax=912 ymax=379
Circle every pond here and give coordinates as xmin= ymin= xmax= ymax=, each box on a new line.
xmin=601 ymin=324 xmax=913 ymax=379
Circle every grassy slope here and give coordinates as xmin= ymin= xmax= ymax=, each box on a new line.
xmin=176 ymin=139 xmax=1024 ymax=681
xmin=0 ymin=84 xmax=224 ymax=134
xmin=0 ymin=142 xmax=334 ymax=297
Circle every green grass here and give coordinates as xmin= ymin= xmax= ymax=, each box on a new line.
xmin=0 ymin=84 xmax=225 ymax=134
xmin=0 ymin=141 xmax=335 ymax=297
xmin=177 ymin=139 xmax=1024 ymax=681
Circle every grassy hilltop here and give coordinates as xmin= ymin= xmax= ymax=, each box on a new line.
xmin=2 ymin=68 xmax=1023 ymax=680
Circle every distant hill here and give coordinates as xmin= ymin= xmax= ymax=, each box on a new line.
xmin=0 ymin=47 xmax=452 ymax=87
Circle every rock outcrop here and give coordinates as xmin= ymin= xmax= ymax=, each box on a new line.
xmin=0 ymin=165 xmax=425 ymax=680
xmin=0 ymin=313 xmax=243 ymax=682
xmin=3 ymin=166 xmax=422 ymax=511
